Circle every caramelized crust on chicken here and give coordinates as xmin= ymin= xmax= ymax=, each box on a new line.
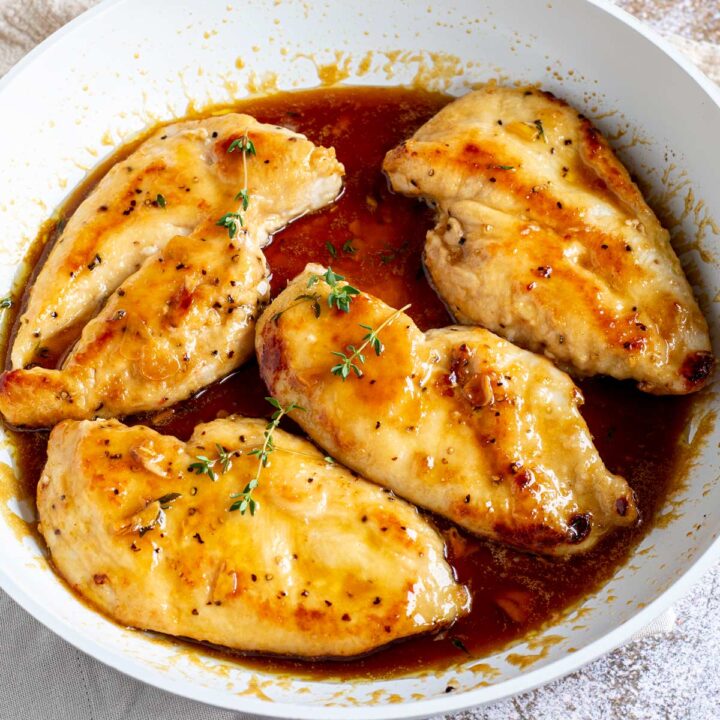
xmin=37 ymin=416 xmax=468 ymax=658
xmin=383 ymin=85 xmax=713 ymax=395
xmin=0 ymin=221 xmax=266 ymax=426
xmin=1 ymin=117 xmax=343 ymax=427
xmin=257 ymin=265 xmax=638 ymax=556
xmin=12 ymin=114 xmax=343 ymax=370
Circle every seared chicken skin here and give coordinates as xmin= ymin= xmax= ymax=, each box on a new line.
xmin=1 ymin=117 xmax=343 ymax=426
xmin=383 ymin=85 xmax=713 ymax=395
xmin=257 ymin=265 xmax=638 ymax=556
xmin=37 ymin=416 xmax=468 ymax=658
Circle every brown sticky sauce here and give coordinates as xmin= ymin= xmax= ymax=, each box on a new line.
xmin=3 ymin=86 xmax=696 ymax=680
xmin=0 ymin=461 xmax=37 ymax=544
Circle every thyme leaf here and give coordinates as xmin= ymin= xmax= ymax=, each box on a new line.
xmin=228 ymin=136 xmax=256 ymax=155
xmin=330 ymin=304 xmax=411 ymax=381
xmin=307 ymin=267 xmax=360 ymax=313
xmin=229 ymin=397 xmax=305 ymax=515
xmin=216 ymin=444 xmax=233 ymax=474
xmin=331 ymin=347 xmax=365 ymax=379
xmin=234 ymin=188 xmax=250 ymax=211
xmin=188 ymin=455 xmax=218 ymax=482
xmin=216 ymin=212 xmax=244 ymax=239
xmin=188 ymin=444 xmax=234 ymax=482
xmin=378 ymin=241 xmax=408 ymax=266
xmin=360 ymin=323 xmax=383 ymax=356
xmin=225 ymin=131 xmax=255 ymax=228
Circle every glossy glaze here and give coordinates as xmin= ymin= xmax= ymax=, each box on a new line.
xmin=37 ymin=416 xmax=467 ymax=658
xmin=384 ymin=85 xmax=714 ymax=394
xmin=5 ymin=87 xmax=694 ymax=678
xmin=257 ymin=263 xmax=638 ymax=555
xmin=0 ymin=115 xmax=343 ymax=426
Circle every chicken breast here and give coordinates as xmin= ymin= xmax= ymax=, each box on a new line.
xmin=0 ymin=118 xmax=343 ymax=427
xmin=383 ymin=85 xmax=713 ymax=395
xmin=37 ymin=416 xmax=468 ymax=658
xmin=12 ymin=114 xmax=343 ymax=370
xmin=0 ymin=220 xmax=266 ymax=426
xmin=256 ymin=264 xmax=638 ymax=556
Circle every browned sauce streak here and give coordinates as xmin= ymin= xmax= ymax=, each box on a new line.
xmin=4 ymin=87 xmax=693 ymax=679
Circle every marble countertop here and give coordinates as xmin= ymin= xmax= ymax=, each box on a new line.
xmin=619 ymin=0 xmax=719 ymax=44
xmin=437 ymin=567 xmax=720 ymax=719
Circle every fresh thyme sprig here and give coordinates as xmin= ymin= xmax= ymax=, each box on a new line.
xmin=307 ymin=267 xmax=360 ymax=313
xmin=234 ymin=188 xmax=250 ymax=211
xmin=228 ymin=136 xmax=256 ymax=155
xmin=229 ymin=397 xmax=304 ymax=515
xmin=216 ymin=212 xmax=244 ymax=239
xmin=188 ymin=443 xmax=233 ymax=481
xmin=216 ymin=444 xmax=233 ymax=474
xmin=241 ymin=444 xmax=334 ymax=465
xmin=217 ymin=132 xmax=255 ymax=237
xmin=188 ymin=454 xmax=217 ymax=481
xmin=378 ymin=241 xmax=409 ymax=266
xmin=331 ymin=348 xmax=363 ymax=379
xmin=330 ymin=303 xmax=411 ymax=380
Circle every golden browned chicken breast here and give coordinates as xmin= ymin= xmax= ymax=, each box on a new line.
xmin=13 ymin=114 xmax=342 ymax=370
xmin=1 ymin=116 xmax=343 ymax=427
xmin=256 ymin=264 xmax=638 ymax=557
xmin=0 ymin=220 xmax=265 ymax=426
xmin=383 ymin=85 xmax=713 ymax=395
xmin=37 ymin=416 xmax=468 ymax=658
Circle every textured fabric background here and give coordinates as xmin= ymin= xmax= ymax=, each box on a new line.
xmin=0 ymin=1 xmax=718 ymax=718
